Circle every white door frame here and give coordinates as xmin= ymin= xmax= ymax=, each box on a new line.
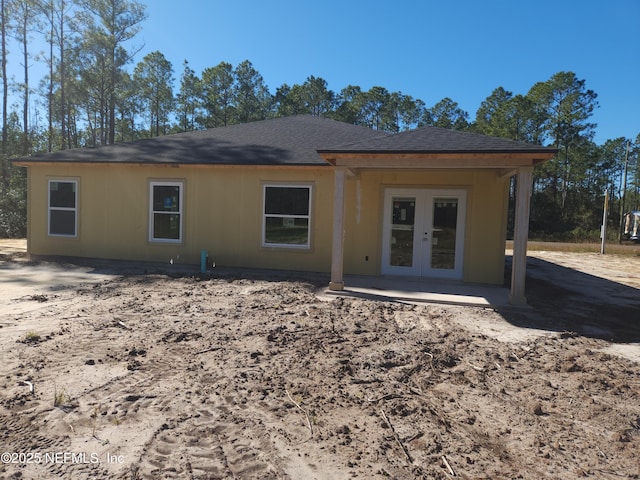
xmin=381 ymin=188 xmax=467 ymax=279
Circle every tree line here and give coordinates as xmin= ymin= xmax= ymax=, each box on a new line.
xmin=0 ymin=0 xmax=638 ymax=241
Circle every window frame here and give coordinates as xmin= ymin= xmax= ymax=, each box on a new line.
xmin=262 ymin=183 xmax=313 ymax=250
xmin=48 ymin=179 xmax=78 ymax=238
xmin=149 ymin=180 xmax=184 ymax=244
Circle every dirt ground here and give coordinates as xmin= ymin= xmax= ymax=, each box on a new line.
xmin=1 ymin=243 xmax=639 ymax=479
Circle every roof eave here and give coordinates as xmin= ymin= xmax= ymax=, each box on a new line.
xmin=318 ymin=149 xmax=558 ymax=168
xmin=11 ymin=159 xmax=329 ymax=168
xmin=317 ymin=148 xmax=558 ymax=155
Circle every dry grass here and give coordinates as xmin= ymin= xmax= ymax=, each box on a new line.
xmin=507 ymin=240 xmax=640 ymax=256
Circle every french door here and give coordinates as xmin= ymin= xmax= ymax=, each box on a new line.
xmin=381 ymin=188 xmax=467 ymax=279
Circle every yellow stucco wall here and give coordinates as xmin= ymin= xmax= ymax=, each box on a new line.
xmin=27 ymin=164 xmax=335 ymax=271
xmin=341 ymin=169 xmax=509 ymax=284
xmin=26 ymin=163 xmax=509 ymax=283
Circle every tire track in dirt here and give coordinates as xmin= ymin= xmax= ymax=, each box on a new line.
xmin=134 ymin=405 xmax=287 ymax=479
xmin=0 ymin=408 xmax=115 ymax=479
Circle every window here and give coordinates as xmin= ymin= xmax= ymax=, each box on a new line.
xmin=263 ymin=185 xmax=311 ymax=248
xmin=48 ymin=180 xmax=77 ymax=237
xmin=150 ymin=181 xmax=183 ymax=242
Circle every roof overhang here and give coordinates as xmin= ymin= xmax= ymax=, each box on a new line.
xmin=317 ymin=151 xmax=557 ymax=169
xmin=10 ymin=160 xmax=327 ymax=170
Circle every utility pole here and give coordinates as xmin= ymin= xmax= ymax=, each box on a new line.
xmin=601 ymin=189 xmax=609 ymax=255
xmin=619 ymin=140 xmax=630 ymax=243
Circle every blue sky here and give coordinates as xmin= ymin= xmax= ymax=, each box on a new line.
xmin=136 ymin=0 xmax=639 ymax=145
xmin=13 ymin=0 xmax=640 ymax=145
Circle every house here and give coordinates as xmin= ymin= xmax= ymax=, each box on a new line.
xmin=13 ymin=115 xmax=556 ymax=304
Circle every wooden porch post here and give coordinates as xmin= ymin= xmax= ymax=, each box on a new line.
xmin=510 ymin=166 xmax=533 ymax=305
xmin=329 ymin=167 xmax=347 ymax=290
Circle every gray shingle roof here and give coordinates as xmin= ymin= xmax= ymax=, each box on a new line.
xmin=18 ymin=115 xmax=389 ymax=166
xmin=16 ymin=115 xmax=556 ymax=166
xmin=319 ymin=125 xmax=555 ymax=155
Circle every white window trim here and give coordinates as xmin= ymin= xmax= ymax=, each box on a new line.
xmin=48 ymin=179 xmax=78 ymax=238
xmin=149 ymin=181 xmax=184 ymax=243
xmin=262 ymin=184 xmax=312 ymax=249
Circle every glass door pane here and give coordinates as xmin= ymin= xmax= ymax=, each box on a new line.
xmin=390 ymin=197 xmax=416 ymax=267
xmin=431 ymin=198 xmax=458 ymax=270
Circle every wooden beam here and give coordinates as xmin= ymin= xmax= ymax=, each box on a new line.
xmin=510 ymin=166 xmax=533 ymax=305
xmin=331 ymin=157 xmax=539 ymax=169
xmin=498 ymin=168 xmax=517 ymax=178
xmin=318 ymin=151 xmax=556 ymax=169
xmin=322 ymin=151 xmax=554 ymax=161
xmin=329 ymin=168 xmax=347 ymax=291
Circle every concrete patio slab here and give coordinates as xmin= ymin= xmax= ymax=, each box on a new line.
xmin=322 ymin=275 xmax=511 ymax=308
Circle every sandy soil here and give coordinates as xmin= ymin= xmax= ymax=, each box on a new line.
xmin=1 ymin=246 xmax=639 ymax=479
